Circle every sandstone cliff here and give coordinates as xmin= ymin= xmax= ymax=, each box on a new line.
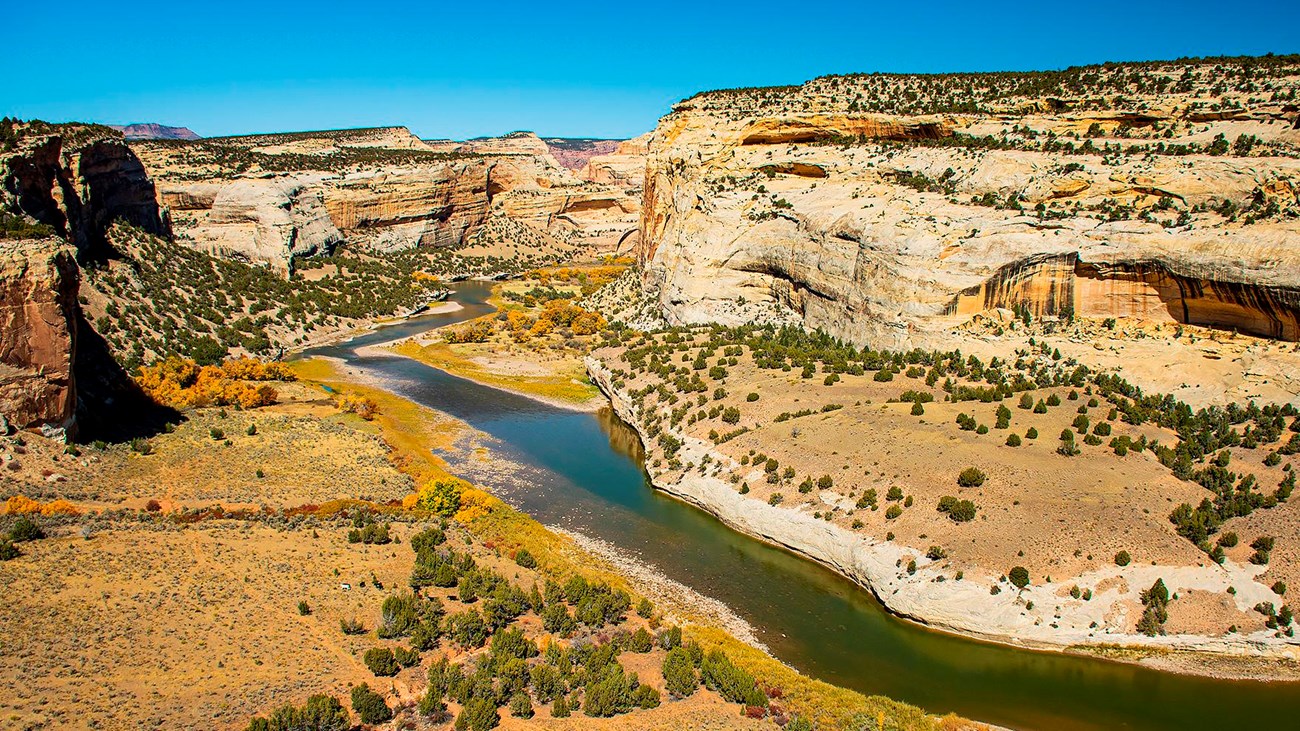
xmin=2 ymin=122 xmax=167 ymax=259
xmin=0 ymin=239 xmax=78 ymax=433
xmin=638 ymin=57 xmax=1300 ymax=351
xmin=133 ymin=128 xmax=646 ymax=269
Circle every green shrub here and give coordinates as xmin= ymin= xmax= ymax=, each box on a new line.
xmin=509 ymin=692 xmax=534 ymax=719
xmin=446 ymin=609 xmax=489 ymax=648
xmin=514 ymin=548 xmax=537 ymax=569
xmin=378 ymin=592 xmax=421 ymax=638
xmin=1008 ymin=566 xmax=1030 ymax=589
xmin=936 ymin=495 xmax=979 ymax=522
xmin=1006 ymin=433 xmax=1021 ymax=447
xmin=662 ymin=647 xmax=698 ymax=698
xmin=633 ymin=684 xmax=661 ymax=709
xmin=700 ymin=649 xmax=767 ymax=707
xmin=628 ymin=627 xmax=653 ymax=652
xmin=746 ymin=392 xmax=760 ymax=402
xmin=410 ymin=526 xmax=446 ymax=553
xmin=957 ymin=466 xmax=986 ymax=488
xmin=297 ymin=601 xmax=311 ymax=616
xmin=339 ymin=617 xmax=366 ymax=635
xmin=394 ymin=646 xmax=420 ymax=667
xmin=911 ymin=401 xmax=925 ymax=416
xmin=363 ymin=647 xmax=399 ymax=677
xmin=456 ymin=697 xmax=500 ymax=731
xmin=1115 ymin=551 xmax=1131 ymax=567
xmin=0 ymin=540 xmax=19 ymax=561
xmin=8 ymin=516 xmax=45 ymax=543
xmin=885 ymin=504 xmax=903 ymax=520
xmin=246 ymin=693 xmax=350 ymax=731
xmin=351 ymin=684 xmax=393 ymax=724
xmin=636 ymin=597 xmax=654 ymax=618
xmin=584 ymin=664 xmax=637 ymax=717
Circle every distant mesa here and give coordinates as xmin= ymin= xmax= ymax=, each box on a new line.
xmin=110 ymin=123 xmax=201 ymax=141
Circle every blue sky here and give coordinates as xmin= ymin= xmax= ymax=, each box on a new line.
xmin=4 ymin=1 xmax=1297 ymax=140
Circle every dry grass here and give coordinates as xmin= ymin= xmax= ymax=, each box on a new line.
xmin=391 ymin=339 xmax=600 ymax=407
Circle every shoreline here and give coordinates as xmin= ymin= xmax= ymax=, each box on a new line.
xmin=370 ymin=337 xmax=607 ymax=414
xmin=284 ymin=301 xmax=465 ymax=356
xmin=585 ymin=357 xmax=1300 ymax=683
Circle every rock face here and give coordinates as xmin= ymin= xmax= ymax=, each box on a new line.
xmin=638 ymin=58 xmax=1300 ymax=348
xmin=163 ymin=175 xmax=343 ymax=266
xmin=2 ymin=126 xmax=167 ymax=259
xmin=0 ymin=239 xmax=78 ymax=432
xmin=544 ymin=138 xmax=623 ymax=171
xmin=134 ymin=128 xmax=648 ymax=269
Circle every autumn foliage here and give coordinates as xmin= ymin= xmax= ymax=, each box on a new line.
xmin=136 ymin=357 xmax=294 ymax=409
xmin=5 ymin=495 xmax=79 ymax=516
xmin=333 ymin=392 xmax=379 ymax=420
xmin=445 ymin=298 xmax=606 ymax=344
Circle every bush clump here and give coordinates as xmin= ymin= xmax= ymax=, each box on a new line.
xmin=351 ymin=683 xmax=393 ymax=725
xmin=957 ymin=467 xmax=986 ymax=488
xmin=363 ymin=647 xmax=400 ymax=677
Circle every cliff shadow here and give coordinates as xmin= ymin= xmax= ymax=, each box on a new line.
xmin=73 ymin=312 xmax=181 ymax=442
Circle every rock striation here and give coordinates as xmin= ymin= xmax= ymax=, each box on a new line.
xmin=0 ymin=239 xmax=79 ymax=432
xmin=638 ymin=58 xmax=1300 ymax=348
xmin=133 ymin=128 xmax=647 ymax=270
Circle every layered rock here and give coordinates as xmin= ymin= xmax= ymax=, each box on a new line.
xmin=134 ymin=128 xmax=647 ymax=269
xmin=2 ymin=125 xmax=166 ymax=259
xmin=580 ymin=133 xmax=652 ymax=190
xmin=162 ymin=175 xmax=342 ymax=267
xmin=0 ymin=239 xmax=78 ymax=432
xmin=638 ymin=59 xmax=1300 ymax=349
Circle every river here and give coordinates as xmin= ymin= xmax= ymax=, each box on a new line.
xmin=304 ymin=280 xmax=1299 ymax=731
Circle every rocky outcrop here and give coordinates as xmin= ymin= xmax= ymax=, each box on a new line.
xmin=166 ymin=176 xmax=343 ymax=268
xmin=737 ymin=114 xmax=951 ymax=145
xmin=638 ymin=61 xmax=1300 ymax=349
xmin=0 ymin=239 xmax=78 ymax=433
xmin=580 ymin=133 xmax=652 ymax=191
xmin=545 ymin=138 xmax=622 ymax=170
xmin=323 ymin=163 xmax=492 ymax=252
xmin=2 ymin=128 xmax=166 ymax=259
xmin=134 ymin=128 xmax=647 ymax=268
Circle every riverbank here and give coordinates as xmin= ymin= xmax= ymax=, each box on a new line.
xmin=380 ymin=338 xmax=605 ymax=412
xmin=286 ymin=355 xmax=975 ymax=731
xmin=285 ymin=301 xmax=465 ymax=355
xmin=585 ymin=357 xmax=1300 ymax=682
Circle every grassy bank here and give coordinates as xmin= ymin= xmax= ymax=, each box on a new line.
xmin=389 ymin=339 xmax=601 ymax=407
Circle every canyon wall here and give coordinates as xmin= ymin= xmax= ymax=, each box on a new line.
xmin=0 ymin=239 xmax=78 ymax=433
xmin=134 ymin=128 xmax=646 ymax=270
xmin=2 ymin=127 xmax=167 ymax=259
xmin=637 ymin=60 xmax=1300 ymax=348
